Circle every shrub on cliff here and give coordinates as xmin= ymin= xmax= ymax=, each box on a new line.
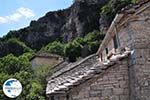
xmin=101 ymin=0 xmax=138 ymax=25
xmin=41 ymin=41 xmax=65 ymax=56
xmin=0 ymin=38 xmax=33 ymax=57
xmin=41 ymin=31 xmax=104 ymax=62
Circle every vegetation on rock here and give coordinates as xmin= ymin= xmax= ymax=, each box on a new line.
xmin=42 ymin=31 xmax=104 ymax=62
xmin=0 ymin=0 xmax=139 ymax=99
xmin=0 ymin=38 xmax=33 ymax=57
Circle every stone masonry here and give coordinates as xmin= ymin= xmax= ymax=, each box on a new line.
xmin=46 ymin=1 xmax=150 ymax=100
xmin=68 ymin=59 xmax=129 ymax=100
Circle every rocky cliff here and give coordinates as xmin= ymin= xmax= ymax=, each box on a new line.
xmin=1 ymin=0 xmax=108 ymax=49
xmin=0 ymin=0 xmax=111 ymax=58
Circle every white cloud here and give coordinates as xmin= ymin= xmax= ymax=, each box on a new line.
xmin=6 ymin=13 xmax=22 ymax=22
xmin=0 ymin=7 xmax=35 ymax=24
xmin=0 ymin=17 xmax=8 ymax=23
xmin=17 ymin=7 xmax=35 ymax=18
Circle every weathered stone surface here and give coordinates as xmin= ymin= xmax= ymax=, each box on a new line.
xmin=0 ymin=0 xmax=108 ymax=52
xmin=46 ymin=1 xmax=150 ymax=100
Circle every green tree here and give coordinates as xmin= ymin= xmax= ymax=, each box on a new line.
xmin=0 ymin=38 xmax=33 ymax=57
xmin=88 ymin=41 xmax=101 ymax=54
xmin=131 ymin=0 xmax=138 ymax=4
xmin=42 ymin=41 xmax=65 ymax=56
xmin=101 ymin=0 xmax=137 ymax=24
xmin=26 ymin=80 xmax=44 ymax=100
xmin=20 ymin=52 xmax=34 ymax=60
xmin=0 ymin=73 xmax=12 ymax=99
xmin=84 ymin=31 xmax=104 ymax=42
xmin=7 ymin=38 xmax=32 ymax=53
xmin=0 ymin=54 xmax=32 ymax=75
xmin=41 ymin=31 xmax=104 ymax=62
xmin=0 ymin=53 xmax=46 ymax=100
xmin=64 ymin=42 xmax=81 ymax=62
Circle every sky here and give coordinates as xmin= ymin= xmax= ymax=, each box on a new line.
xmin=0 ymin=0 xmax=73 ymax=37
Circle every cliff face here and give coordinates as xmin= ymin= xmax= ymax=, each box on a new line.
xmin=0 ymin=0 xmax=108 ymax=57
xmin=2 ymin=0 xmax=108 ymax=49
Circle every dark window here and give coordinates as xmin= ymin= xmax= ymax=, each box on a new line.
xmin=113 ymin=35 xmax=118 ymax=49
xmin=100 ymin=53 xmax=103 ymax=61
xmin=51 ymin=96 xmax=54 ymax=100
xmin=66 ymin=94 xmax=69 ymax=100
xmin=105 ymin=48 xmax=108 ymax=54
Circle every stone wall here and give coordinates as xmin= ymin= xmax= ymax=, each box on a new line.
xmin=46 ymin=2 xmax=150 ymax=100
xmin=30 ymin=57 xmax=61 ymax=68
xmin=97 ymin=3 xmax=150 ymax=99
xmin=117 ymin=5 xmax=150 ymax=100
xmin=68 ymin=59 xmax=129 ymax=100
xmin=47 ymin=58 xmax=130 ymax=100
xmin=65 ymin=4 xmax=150 ymax=100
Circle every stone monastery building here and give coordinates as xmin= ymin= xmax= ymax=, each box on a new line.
xmin=46 ymin=1 xmax=150 ymax=100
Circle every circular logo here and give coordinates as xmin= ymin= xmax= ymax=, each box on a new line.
xmin=3 ymin=78 xmax=22 ymax=98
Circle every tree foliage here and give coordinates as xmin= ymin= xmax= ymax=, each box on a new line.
xmin=0 ymin=54 xmax=47 ymax=100
xmin=0 ymin=54 xmax=32 ymax=74
xmin=42 ymin=41 xmax=65 ymax=56
xmin=101 ymin=0 xmax=138 ymax=24
xmin=42 ymin=31 xmax=104 ymax=62
xmin=0 ymin=0 xmax=138 ymax=99
xmin=0 ymin=38 xmax=33 ymax=57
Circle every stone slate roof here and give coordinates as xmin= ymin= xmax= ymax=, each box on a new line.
xmin=30 ymin=52 xmax=63 ymax=61
xmin=50 ymin=61 xmax=69 ymax=74
xmin=46 ymin=49 xmax=132 ymax=95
